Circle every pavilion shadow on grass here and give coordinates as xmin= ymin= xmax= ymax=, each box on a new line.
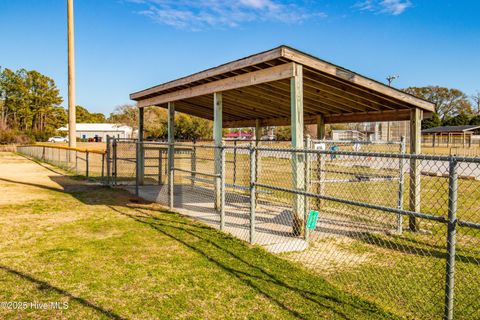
xmin=130 ymin=45 xmax=435 ymax=233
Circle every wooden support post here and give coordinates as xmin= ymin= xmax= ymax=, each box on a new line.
xmin=168 ymin=102 xmax=175 ymax=210
xmin=214 ymin=92 xmax=223 ymax=212
xmin=409 ymin=108 xmax=422 ymax=231
xmin=291 ymin=63 xmax=305 ymax=236
xmin=316 ymin=114 xmax=325 ymax=140
xmin=138 ymin=107 xmax=145 ymax=186
xmin=255 ymin=119 xmax=262 ymax=142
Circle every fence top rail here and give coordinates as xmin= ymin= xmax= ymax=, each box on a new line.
xmin=253 ymin=146 xmax=480 ymax=163
xmin=311 ymin=139 xmax=403 ymax=145
xmin=20 ymin=144 xmax=106 ymax=155
xmin=112 ymin=139 xmax=480 ymax=163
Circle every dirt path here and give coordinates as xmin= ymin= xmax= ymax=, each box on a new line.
xmin=0 ymin=152 xmax=89 ymax=205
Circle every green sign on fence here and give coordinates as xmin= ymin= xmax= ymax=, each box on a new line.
xmin=306 ymin=210 xmax=319 ymax=229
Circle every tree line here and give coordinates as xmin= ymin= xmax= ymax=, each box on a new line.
xmin=109 ymin=104 xmax=213 ymax=140
xmin=405 ymin=86 xmax=480 ymax=129
xmin=0 ymin=67 xmax=107 ymax=143
xmin=0 ymin=67 xmax=213 ymax=143
xmin=1 ymin=67 xmax=479 ymax=144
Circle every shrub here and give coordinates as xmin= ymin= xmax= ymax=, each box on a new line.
xmin=0 ymin=130 xmax=33 ymax=145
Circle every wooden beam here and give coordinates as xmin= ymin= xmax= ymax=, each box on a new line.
xmin=291 ymin=63 xmax=305 ymax=236
xmin=281 ymin=47 xmax=435 ymax=112
xmin=409 ymin=108 xmax=422 ymax=232
xmin=136 ymin=63 xmax=296 ymax=107
xmin=255 ymin=119 xmax=261 ymax=142
xmin=265 ymin=78 xmax=367 ymax=113
xmin=138 ymin=107 xmax=145 ymax=185
xmin=317 ymin=114 xmax=325 ymax=139
xmin=325 ymin=109 xmax=412 ymax=123
xmin=214 ymin=93 xmax=223 ymax=145
xmin=167 ymin=102 xmax=175 ymax=209
xmin=214 ymin=92 xmax=223 ymax=211
xmin=222 ymin=109 xmax=414 ymax=128
xmin=303 ymin=69 xmax=411 ymax=110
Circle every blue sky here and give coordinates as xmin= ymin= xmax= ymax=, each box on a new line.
xmin=0 ymin=0 xmax=479 ymax=115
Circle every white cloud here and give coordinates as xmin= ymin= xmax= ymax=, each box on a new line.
xmin=355 ymin=0 xmax=412 ymax=16
xmin=127 ymin=0 xmax=325 ymax=31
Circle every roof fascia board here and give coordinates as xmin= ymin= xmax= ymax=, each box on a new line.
xmin=130 ymin=47 xmax=283 ymax=100
xmin=280 ymin=46 xmax=435 ymax=112
xmin=137 ymin=62 xmax=296 ymax=108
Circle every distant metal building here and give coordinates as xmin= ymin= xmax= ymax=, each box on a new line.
xmin=59 ymin=123 xmax=134 ymax=141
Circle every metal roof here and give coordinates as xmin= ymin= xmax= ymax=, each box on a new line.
xmin=58 ymin=123 xmax=132 ymax=132
xmin=422 ymin=125 xmax=480 ymax=133
xmin=131 ymin=46 xmax=435 ymax=128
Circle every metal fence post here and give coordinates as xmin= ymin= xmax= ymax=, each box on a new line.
xmin=106 ymin=135 xmax=111 ymax=186
xmin=304 ymin=136 xmax=311 ymax=240
xmin=158 ymin=148 xmax=162 ymax=185
xmin=101 ymin=153 xmax=105 ymax=182
xmin=316 ymin=143 xmax=325 ymax=212
xmin=397 ymin=136 xmax=406 ymax=234
xmin=168 ymin=141 xmax=174 ymax=210
xmin=113 ymin=138 xmax=117 ymax=186
xmin=444 ymin=157 xmax=458 ymax=320
xmin=220 ymin=142 xmax=226 ymax=231
xmin=191 ymin=139 xmax=196 ymax=188
xmin=135 ymin=141 xmax=140 ymax=196
xmin=249 ymin=142 xmax=256 ymax=244
xmin=233 ymin=140 xmax=237 ymax=186
xmin=85 ymin=151 xmax=89 ymax=177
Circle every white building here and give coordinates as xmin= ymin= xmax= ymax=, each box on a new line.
xmin=58 ymin=123 xmax=134 ymax=141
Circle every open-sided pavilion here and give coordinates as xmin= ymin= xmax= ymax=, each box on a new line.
xmin=422 ymin=125 xmax=480 ymax=148
xmin=130 ymin=45 xmax=435 ymax=231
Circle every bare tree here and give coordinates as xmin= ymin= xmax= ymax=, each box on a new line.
xmin=472 ymin=91 xmax=480 ymax=114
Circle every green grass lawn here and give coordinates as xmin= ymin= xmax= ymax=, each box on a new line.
xmin=0 ymin=153 xmax=399 ymax=319
xmin=15 ymin=146 xmax=480 ymax=319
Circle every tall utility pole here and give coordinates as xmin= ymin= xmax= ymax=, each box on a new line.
xmin=67 ymin=0 xmax=76 ymax=148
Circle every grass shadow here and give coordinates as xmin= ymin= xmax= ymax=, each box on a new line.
xmin=0 ymin=265 xmax=125 ymax=320
xmin=103 ymin=203 xmax=398 ymax=320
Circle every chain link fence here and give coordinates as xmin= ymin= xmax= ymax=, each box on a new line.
xmin=17 ymin=138 xmax=479 ymax=319
xmin=106 ymin=137 xmax=479 ymax=319
xmin=17 ymin=145 xmax=106 ymax=180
